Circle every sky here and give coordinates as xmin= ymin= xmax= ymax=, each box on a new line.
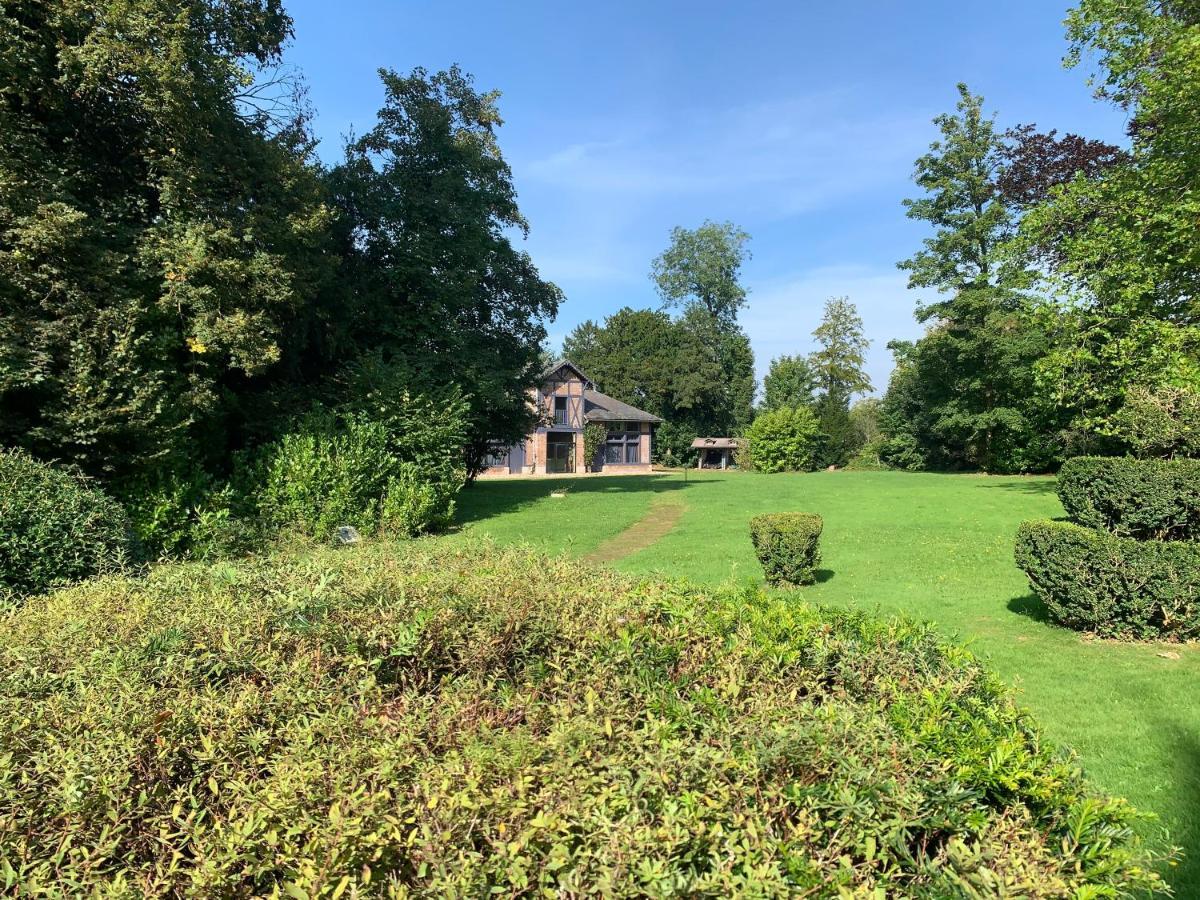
xmin=282 ymin=0 xmax=1130 ymax=394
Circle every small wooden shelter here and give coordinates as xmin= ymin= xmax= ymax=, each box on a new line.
xmin=691 ymin=437 xmax=742 ymax=469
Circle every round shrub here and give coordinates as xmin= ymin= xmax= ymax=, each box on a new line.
xmin=1057 ymin=456 xmax=1200 ymax=541
xmin=744 ymin=405 xmax=821 ymax=473
xmin=0 ymin=450 xmax=132 ymax=603
xmin=749 ymin=512 xmax=823 ymax=586
xmin=0 ymin=542 xmax=1165 ymax=895
xmin=1015 ymin=520 xmax=1200 ymax=640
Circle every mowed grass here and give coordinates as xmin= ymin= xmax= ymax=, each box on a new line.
xmin=457 ymin=470 xmax=1200 ymax=891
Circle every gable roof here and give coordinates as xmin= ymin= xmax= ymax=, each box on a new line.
xmin=540 ymin=359 xmax=594 ymax=387
xmin=584 ymin=389 xmax=663 ymax=424
xmin=691 ymin=437 xmax=742 ymax=449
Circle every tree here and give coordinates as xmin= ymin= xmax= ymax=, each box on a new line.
xmin=651 ymin=221 xmax=752 ymax=326
xmin=1018 ymin=0 xmax=1200 ymax=444
xmin=0 ymin=0 xmax=333 ymax=480
xmin=895 ymin=84 xmax=1055 ymax=472
xmin=330 ymin=66 xmax=562 ymax=474
xmin=762 ymin=355 xmax=818 ymax=411
xmin=808 ymin=297 xmax=872 ymax=466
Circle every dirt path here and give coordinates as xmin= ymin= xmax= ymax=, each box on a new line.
xmin=583 ymin=496 xmax=686 ymax=564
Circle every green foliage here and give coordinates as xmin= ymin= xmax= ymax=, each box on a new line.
xmin=1015 ymin=520 xmax=1200 ymax=641
xmin=762 ymin=354 xmax=817 ymax=411
xmin=653 ymin=420 xmax=698 ymax=467
xmin=0 ymin=0 xmax=333 ymax=480
xmin=878 ymin=433 xmax=927 ymax=472
xmin=0 ymin=540 xmax=1167 ymax=895
xmin=745 ymin=406 xmax=821 ymax=473
xmin=1019 ymin=1 xmax=1200 ymax=440
xmin=748 ymin=512 xmax=823 ymax=586
xmin=893 ymin=85 xmax=1057 ymax=474
xmin=562 ymin=304 xmax=754 ymax=443
xmin=582 ymin=423 xmax=608 ymax=471
xmin=1112 ymin=385 xmax=1200 ymax=460
xmin=650 ymin=220 xmax=751 ymax=326
xmin=330 ymin=67 xmax=561 ymax=471
xmin=259 ymin=400 xmax=464 ymax=540
xmin=0 ymin=450 xmax=131 ymax=603
xmin=1057 ymin=456 xmax=1200 ymax=542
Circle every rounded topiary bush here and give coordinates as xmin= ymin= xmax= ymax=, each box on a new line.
xmin=1057 ymin=456 xmax=1200 ymax=541
xmin=0 ymin=450 xmax=132 ymax=603
xmin=1015 ymin=520 xmax=1200 ymax=640
xmin=0 ymin=541 xmax=1166 ymax=895
xmin=749 ymin=512 xmax=823 ymax=585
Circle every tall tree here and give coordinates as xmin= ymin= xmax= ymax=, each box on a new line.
xmin=1019 ymin=0 xmax=1200 ymax=443
xmin=809 ymin=297 xmax=872 ymax=466
xmin=896 ymin=84 xmax=1054 ymax=472
xmin=762 ymin=355 xmax=818 ymax=411
xmin=649 ymin=221 xmax=756 ymax=431
xmin=650 ymin=221 xmax=752 ymax=326
xmin=0 ymin=0 xmax=333 ymax=479
xmin=330 ymin=66 xmax=562 ymax=472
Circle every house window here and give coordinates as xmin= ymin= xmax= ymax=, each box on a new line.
xmin=554 ymin=396 xmax=568 ymax=425
xmin=484 ymin=444 xmax=509 ymax=467
xmin=604 ymin=422 xmax=641 ymax=464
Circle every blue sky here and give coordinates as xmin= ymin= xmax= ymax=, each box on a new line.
xmin=283 ymin=1 xmax=1129 ymax=393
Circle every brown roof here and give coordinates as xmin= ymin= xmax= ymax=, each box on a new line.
xmin=691 ymin=437 xmax=742 ymax=449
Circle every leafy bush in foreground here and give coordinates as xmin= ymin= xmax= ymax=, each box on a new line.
xmin=1057 ymin=456 xmax=1200 ymax=541
xmin=0 ymin=541 xmax=1166 ymax=895
xmin=0 ymin=450 xmax=132 ymax=604
xmin=749 ymin=512 xmax=824 ymax=586
xmin=1015 ymin=520 xmax=1200 ymax=641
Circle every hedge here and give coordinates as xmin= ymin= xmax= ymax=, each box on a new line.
xmin=0 ymin=450 xmax=132 ymax=604
xmin=0 ymin=541 xmax=1165 ymax=895
xmin=749 ymin=512 xmax=823 ymax=586
xmin=1057 ymin=456 xmax=1200 ymax=542
xmin=1015 ymin=520 xmax=1200 ymax=641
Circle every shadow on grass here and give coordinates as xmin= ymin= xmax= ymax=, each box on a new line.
xmin=455 ymin=473 xmax=709 ymax=526
xmin=1156 ymin=721 xmax=1200 ymax=894
xmin=814 ymin=569 xmax=835 ymax=585
xmin=1007 ymin=592 xmax=1053 ymax=624
xmin=973 ymin=480 xmax=1059 ymax=495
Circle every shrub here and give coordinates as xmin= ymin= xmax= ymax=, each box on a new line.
xmin=878 ymin=432 xmax=926 ymax=471
xmin=745 ymin=406 xmax=821 ymax=473
xmin=1057 ymin=456 xmax=1200 ymax=541
xmin=749 ymin=512 xmax=823 ymax=586
xmin=1112 ymin=384 xmax=1200 ymax=459
xmin=0 ymin=541 xmax=1166 ymax=895
xmin=844 ymin=440 xmax=889 ymax=471
xmin=0 ymin=450 xmax=132 ymax=603
xmin=1015 ymin=520 xmax=1200 ymax=640
xmin=583 ymin=422 xmax=608 ymax=471
xmin=259 ymin=404 xmax=464 ymax=540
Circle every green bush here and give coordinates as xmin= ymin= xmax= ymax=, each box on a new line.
xmin=0 ymin=450 xmax=132 ymax=603
xmin=749 ymin=512 xmax=824 ymax=586
xmin=0 ymin=541 xmax=1166 ymax=895
xmin=259 ymin=404 xmax=464 ymax=540
xmin=1057 ymin=456 xmax=1200 ymax=541
xmin=744 ymin=406 xmax=821 ymax=473
xmin=1015 ymin=520 xmax=1200 ymax=640
xmin=878 ymin=432 xmax=926 ymax=471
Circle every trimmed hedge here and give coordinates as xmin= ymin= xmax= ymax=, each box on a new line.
xmin=1057 ymin=456 xmax=1200 ymax=542
xmin=1015 ymin=520 xmax=1200 ymax=640
xmin=749 ymin=512 xmax=823 ymax=586
xmin=0 ymin=450 xmax=132 ymax=603
xmin=0 ymin=541 xmax=1166 ymax=895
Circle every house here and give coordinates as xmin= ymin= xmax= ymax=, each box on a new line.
xmin=481 ymin=360 xmax=662 ymax=475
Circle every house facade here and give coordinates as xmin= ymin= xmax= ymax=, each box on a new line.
xmin=481 ymin=360 xmax=662 ymax=476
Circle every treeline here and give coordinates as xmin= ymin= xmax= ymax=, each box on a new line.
xmin=876 ymin=0 xmax=1200 ymax=472
xmin=0 ymin=1 xmax=560 ymax=549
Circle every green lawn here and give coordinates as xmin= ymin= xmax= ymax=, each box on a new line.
xmin=456 ymin=469 xmax=1199 ymax=891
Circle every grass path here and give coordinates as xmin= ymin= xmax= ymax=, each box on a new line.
xmin=456 ymin=470 xmax=1199 ymax=892
xmin=583 ymin=495 xmax=686 ymax=564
